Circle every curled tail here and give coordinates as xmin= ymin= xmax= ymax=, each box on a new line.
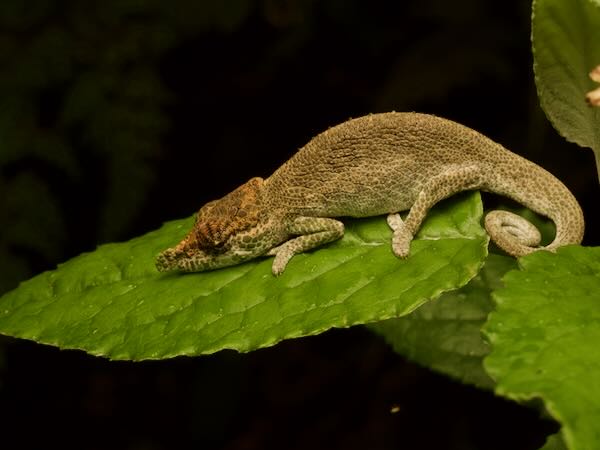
xmin=482 ymin=156 xmax=584 ymax=257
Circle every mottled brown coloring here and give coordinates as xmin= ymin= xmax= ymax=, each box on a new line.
xmin=156 ymin=112 xmax=585 ymax=275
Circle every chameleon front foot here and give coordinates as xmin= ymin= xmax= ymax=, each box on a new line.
xmin=268 ymin=244 xmax=295 ymax=276
xmin=265 ymin=216 xmax=345 ymax=275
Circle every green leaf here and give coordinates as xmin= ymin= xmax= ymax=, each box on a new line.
xmin=540 ymin=434 xmax=569 ymax=450
xmin=483 ymin=246 xmax=600 ymax=450
xmin=0 ymin=192 xmax=488 ymax=360
xmin=370 ymin=253 xmax=516 ymax=390
xmin=532 ymin=0 xmax=600 ymax=179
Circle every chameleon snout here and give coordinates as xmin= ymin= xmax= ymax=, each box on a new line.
xmin=155 ymin=248 xmax=179 ymax=272
xmin=155 ymin=247 xmax=203 ymax=272
xmin=155 ymin=243 xmax=242 ymax=272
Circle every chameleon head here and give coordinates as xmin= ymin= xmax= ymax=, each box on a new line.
xmin=155 ymin=177 xmax=278 ymax=272
xmin=155 ymin=232 xmax=253 ymax=272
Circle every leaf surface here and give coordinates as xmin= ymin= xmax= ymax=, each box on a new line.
xmin=540 ymin=434 xmax=568 ymax=450
xmin=0 ymin=193 xmax=487 ymax=360
xmin=532 ymin=0 xmax=600 ymax=178
xmin=371 ymin=253 xmax=516 ymax=389
xmin=483 ymin=246 xmax=600 ymax=450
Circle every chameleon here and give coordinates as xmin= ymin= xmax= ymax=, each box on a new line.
xmin=156 ymin=112 xmax=584 ymax=276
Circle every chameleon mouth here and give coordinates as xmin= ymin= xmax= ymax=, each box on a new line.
xmin=155 ymin=245 xmax=261 ymax=273
xmin=155 ymin=246 xmax=235 ymax=272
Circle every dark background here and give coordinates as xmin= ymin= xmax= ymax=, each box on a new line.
xmin=0 ymin=1 xmax=597 ymax=449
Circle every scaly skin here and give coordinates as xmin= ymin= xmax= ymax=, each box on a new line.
xmin=156 ymin=112 xmax=585 ymax=275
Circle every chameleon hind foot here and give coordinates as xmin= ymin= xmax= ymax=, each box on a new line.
xmin=387 ymin=213 xmax=412 ymax=258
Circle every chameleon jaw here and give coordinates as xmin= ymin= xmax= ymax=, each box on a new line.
xmin=155 ymin=246 xmax=257 ymax=273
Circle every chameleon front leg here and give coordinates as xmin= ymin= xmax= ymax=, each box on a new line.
xmin=387 ymin=165 xmax=482 ymax=257
xmin=266 ymin=216 xmax=344 ymax=275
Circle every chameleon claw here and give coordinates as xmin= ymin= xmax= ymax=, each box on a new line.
xmin=271 ymin=253 xmax=292 ymax=276
xmin=391 ymin=228 xmax=413 ymax=258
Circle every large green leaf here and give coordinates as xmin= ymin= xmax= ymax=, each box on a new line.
xmin=483 ymin=246 xmax=600 ymax=450
xmin=532 ymin=0 xmax=600 ymax=179
xmin=370 ymin=211 xmax=550 ymax=390
xmin=371 ymin=253 xmax=516 ymax=390
xmin=0 ymin=192 xmax=488 ymax=360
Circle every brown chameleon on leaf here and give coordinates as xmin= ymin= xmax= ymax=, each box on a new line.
xmin=156 ymin=112 xmax=584 ymax=276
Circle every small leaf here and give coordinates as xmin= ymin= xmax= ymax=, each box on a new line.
xmin=0 ymin=192 xmax=488 ymax=360
xmin=483 ymin=246 xmax=600 ymax=450
xmin=540 ymin=434 xmax=568 ymax=450
xmin=371 ymin=253 xmax=516 ymax=390
xmin=532 ymin=0 xmax=600 ymax=179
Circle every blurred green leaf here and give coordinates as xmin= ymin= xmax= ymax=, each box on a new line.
xmin=0 ymin=192 xmax=488 ymax=360
xmin=0 ymin=1 xmax=181 ymax=251
xmin=0 ymin=173 xmax=65 ymax=294
xmin=162 ymin=0 xmax=254 ymax=32
xmin=540 ymin=434 xmax=569 ymax=450
xmin=483 ymin=246 xmax=600 ymax=450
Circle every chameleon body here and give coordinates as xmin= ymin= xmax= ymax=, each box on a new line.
xmin=156 ymin=112 xmax=584 ymax=275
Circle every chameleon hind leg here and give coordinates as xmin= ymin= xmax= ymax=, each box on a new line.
xmin=387 ymin=165 xmax=482 ymax=258
xmin=267 ymin=216 xmax=344 ymax=275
